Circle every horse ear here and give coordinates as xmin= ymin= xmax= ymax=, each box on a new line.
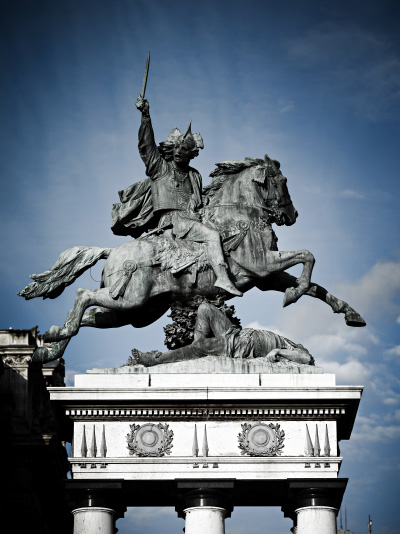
xmin=193 ymin=132 xmax=204 ymax=150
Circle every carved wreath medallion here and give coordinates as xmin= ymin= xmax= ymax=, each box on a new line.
xmin=238 ymin=423 xmax=285 ymax=456
xmin=126 ymin=423 xmax=173 ymax=457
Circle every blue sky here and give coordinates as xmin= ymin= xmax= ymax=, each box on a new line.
xmin=1 ymin=1 xmax=400 ymax=532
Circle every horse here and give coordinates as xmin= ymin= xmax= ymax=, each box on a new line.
xmin=19 ymin=155 xmax=366 ymax=363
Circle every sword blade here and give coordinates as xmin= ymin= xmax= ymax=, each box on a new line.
xmin=140 ymin=51 xmax=150 ymax=98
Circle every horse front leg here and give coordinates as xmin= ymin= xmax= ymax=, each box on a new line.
xmin=44 ymin=287 xmax=132 ymax=342
xmin=264 ymin=250 xmax=315 ymax=307
xmin=305 ymin=281 xmax=366 ymax=326
xmin=33 ymin=338 xmax=71 ymax=364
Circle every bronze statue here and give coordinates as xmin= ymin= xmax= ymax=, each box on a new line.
xmin=18 ymin=56 xmax=366 ymax=364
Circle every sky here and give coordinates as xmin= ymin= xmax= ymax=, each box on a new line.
xmin=1 ymin=0 xmax=400 ymax=532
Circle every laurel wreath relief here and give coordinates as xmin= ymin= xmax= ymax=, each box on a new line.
xmin=238 ymin=422 xmax=285 ymax=456
xmin=126 ymin=423 xmax=174 ymax=457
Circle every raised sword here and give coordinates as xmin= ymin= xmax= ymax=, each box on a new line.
xmin=140 ymin=52 xmax=150 ymax=98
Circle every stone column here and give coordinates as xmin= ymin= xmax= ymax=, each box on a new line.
xmin=184 ymin=506 xmax=226 ymax=534
xmin=72 ymin=507 xmax=115 ymax=534
xmin=295 ymin=505 xmax=337 ymax=534
xmin=284 ymin=480 xmax=346 ymax=534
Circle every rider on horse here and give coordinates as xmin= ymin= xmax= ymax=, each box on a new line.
xmin=112 ymin=95 xmax=242 ymax=297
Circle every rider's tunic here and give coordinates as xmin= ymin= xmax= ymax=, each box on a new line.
xmin=138 ymin=116 xmax=219 ymax=244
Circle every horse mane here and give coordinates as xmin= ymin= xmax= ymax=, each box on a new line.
xmin=203 ymin=156 xmax=270 ymax=205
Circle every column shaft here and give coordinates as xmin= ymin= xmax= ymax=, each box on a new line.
xmin=295 ymin=506 xmax=337 ymax=534
xmin=184 ymin=506 xmax=226 ymax=534
xmin=72 ymin=507 xmax=115 ymax=534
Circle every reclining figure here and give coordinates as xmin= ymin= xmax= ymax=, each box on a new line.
xmin=131 ymin=302 xmax=314 ymax=367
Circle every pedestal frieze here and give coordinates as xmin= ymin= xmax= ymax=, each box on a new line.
xmin=126 ymin=423 xmax=173 ymax=457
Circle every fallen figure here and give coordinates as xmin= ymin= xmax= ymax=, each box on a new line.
xmin=130 ymin=302 xmax=314 ymax=367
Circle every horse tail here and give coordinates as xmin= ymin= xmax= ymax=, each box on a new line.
xmin=18 ymin=246 xmax=111 ymax=300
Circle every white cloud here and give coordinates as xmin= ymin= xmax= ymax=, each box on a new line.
xmin=383 ymin=397 xmax=399 ymax=405
xmin=335 ymin=260 xmax=400 ymax=319
xmin=321 ymin=359 xmax=371 ymax=384
xmin=386 ymin=345 xmax=400 ymax=358
xmin=277 ymin=98 xmax=294 ymax=113
xmin=352 ymin=412 xmax=400 ymax=443
xmin=307 ymin=334 xmax=367 ymax=358
xmin=340 ymin=189 xmax=365 ymax=200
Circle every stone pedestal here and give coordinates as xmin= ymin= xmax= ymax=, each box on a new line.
xmin=72 ymin=507 xmax=115 ymax=534
xmin=50 ymin=367 xmax=361 ymax=531
xmin=295 ymin=506 xmax=337 ymax=534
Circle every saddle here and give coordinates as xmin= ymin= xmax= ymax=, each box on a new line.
xmin=108 ymin=223 xmax=250 ymax=299
xmin=154 ymin=230 xmax=209 ymax=279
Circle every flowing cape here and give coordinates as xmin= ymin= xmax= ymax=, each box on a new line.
xmin=111 ymin=177 xmax=157 ymax=238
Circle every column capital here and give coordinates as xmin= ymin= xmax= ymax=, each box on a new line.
xmin=65 ymin=479 xmax=126 ymax=521
xmin=175 ymin=480 xmax=234 ymax=519
xmin=282 ymin=478 xmax=347 ymax=518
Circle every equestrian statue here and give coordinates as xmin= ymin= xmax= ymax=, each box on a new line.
xmin=19 ymin=55 xmax=366 ymax=364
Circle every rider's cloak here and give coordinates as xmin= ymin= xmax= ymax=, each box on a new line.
xmin=111 ymin=177 xmax=155 ymax=238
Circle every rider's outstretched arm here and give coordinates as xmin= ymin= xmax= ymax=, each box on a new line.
xmin=136 ymin=96 xmax=166 ymax=178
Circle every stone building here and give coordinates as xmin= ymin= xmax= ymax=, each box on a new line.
xmin=0 ymin=328 xmax=70 ymax=534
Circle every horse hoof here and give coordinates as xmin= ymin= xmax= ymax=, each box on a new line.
xmin=283 ymin=287 xmax=298 ymax=307
xmin=44 ymin=325 xmax=62 ymax=342
xmin=345 ymin=308 xmax=366 ymax=327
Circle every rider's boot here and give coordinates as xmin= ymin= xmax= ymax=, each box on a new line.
xmin=212 ymin=262 xmax=243 ymax=297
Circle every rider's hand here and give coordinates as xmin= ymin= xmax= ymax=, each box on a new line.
xmin=266 ymin=349 xmax=281 ymax=362
xmin=136 ymin=96 xmax=150 ymax=116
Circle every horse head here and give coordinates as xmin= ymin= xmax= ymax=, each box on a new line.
xmin=204 ymin=155 xmax=298 ymax=226
xmin=262 ymin=154 xmax=298 ymax=226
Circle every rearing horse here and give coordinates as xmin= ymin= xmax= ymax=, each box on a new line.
xmin=19 ymin=155 xmax=365 ymax=363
